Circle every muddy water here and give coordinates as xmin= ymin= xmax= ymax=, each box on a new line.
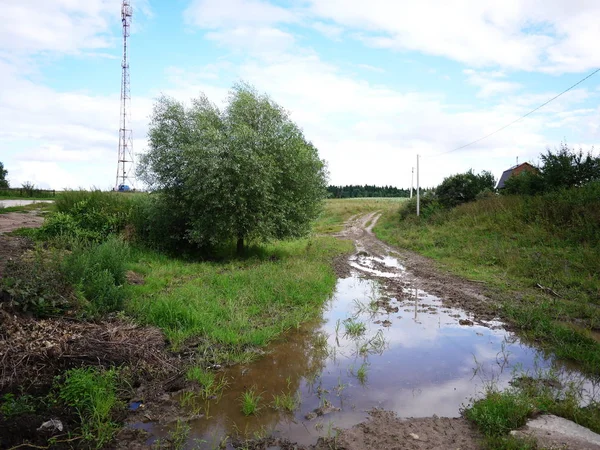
xmin=143 ymin=253 xmax=582 ymax=448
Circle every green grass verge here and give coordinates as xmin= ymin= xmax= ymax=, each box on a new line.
xmin=125 ymin=236 xmax=352 ymax=359
xmin=374 ymin=194 xmax=600 ymax=376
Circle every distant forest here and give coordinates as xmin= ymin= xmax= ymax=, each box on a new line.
xmin=327 ymin=185 xmax=412 ymax=198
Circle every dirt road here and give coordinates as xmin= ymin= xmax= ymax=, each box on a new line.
xmin=337 ymin=212 xmax=495 ymax=321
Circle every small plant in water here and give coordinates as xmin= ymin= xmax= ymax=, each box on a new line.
xmin=272 ymin=391 xmax=301 ymax=412
xmin=167 ymin=419 xmax=191 ymax=450
xmin=344 ymin=318 xmax=366 ymax=338
xmin=356 ymin=362 xmax=368 ymax=385
xmin=240 ymin=387 xmax=262 ymax=416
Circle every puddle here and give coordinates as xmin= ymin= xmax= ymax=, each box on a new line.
xmin=139 ymin=253 xmax=593 ymax=448
xmin=0 ymin=199 xmax=53 ymax=208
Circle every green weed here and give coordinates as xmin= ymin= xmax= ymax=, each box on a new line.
xmin=240 ymin=388 xmax=262 ymax=416
xmin=0 ymin=393 xmax=38 ymax=417
xmin=356 ymin=362 xmax=368 ymax=385
xmin=166 ymin=419 xmax=190 ymax=450
xmin=272 ymin=391 xmax=301 ymax=413
xmin=62 ymin=236 xmax=130 ymax=315
xmin=57 ymin=367 xmax=122 ymax=448
xmin=343 ymin=319 xmax=366 ymax=338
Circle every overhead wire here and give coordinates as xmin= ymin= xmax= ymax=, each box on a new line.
xmin=431 ymin=67 xmax=600 ymax=157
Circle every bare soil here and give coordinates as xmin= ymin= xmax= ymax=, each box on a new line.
xmin=0 ymin=211 xmax=44 ymax=234
xmin=313 ymin=410 xmax=482 ymax=450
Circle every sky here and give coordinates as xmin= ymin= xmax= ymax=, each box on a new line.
xmin=1 ymin=0 xmax=600 ymax=190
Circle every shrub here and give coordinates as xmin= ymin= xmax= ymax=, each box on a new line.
xmin=399 ymin=194 xmax=443 ymax=220
xmin=57 ymin=367 xmax=121 ymax=447
xmin=1 ymin=251 xmax=79 ymax=317
xmin=43 ymin=190 xmax=133 ymax=242
xmin=435 ymin=169 xmax=495 ymax=208
xmin=128 ymin=194 xmax=189 ymax=252
xmin=62 ymin=236 xmax=130 ymax=314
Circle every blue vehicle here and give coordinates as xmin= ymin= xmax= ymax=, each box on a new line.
xmin=117 ymin=184 xmax=131 ymax=192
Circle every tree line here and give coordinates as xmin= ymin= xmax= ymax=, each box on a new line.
xmin=328 ymin=185 xmax=426 ymax=198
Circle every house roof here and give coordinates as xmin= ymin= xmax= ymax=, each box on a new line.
xmin=496 ymin=162 xmax=536 ymax=189
xmin=496 ymin=167 xmax=515 ymax=189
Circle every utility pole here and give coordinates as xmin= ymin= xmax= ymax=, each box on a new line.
xmin=410 ymin=167 xmax=414 ymax=198
xmin=416 ymin=155 xmax=420 ymax=216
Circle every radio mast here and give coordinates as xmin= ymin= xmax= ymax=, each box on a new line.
xmin=116 ymin=0 xmax=134 ymax=189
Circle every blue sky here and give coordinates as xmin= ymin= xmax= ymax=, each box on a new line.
xmin=1 ymin=0 xmax=600 ymax=189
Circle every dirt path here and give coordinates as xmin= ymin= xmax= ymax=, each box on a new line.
xmin=302 ymin=212 xmax=488 ymax=450
xmin=337 ymin=211 xmax=496 ymax=322
xmin=0 ymin=212 xmax=44 ymax=279
xmin=0 ymin=211 xmax=45 ymax=234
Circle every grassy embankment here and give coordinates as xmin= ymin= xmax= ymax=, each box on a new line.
xmin=373 ymin=185 xmax=600 ymax=449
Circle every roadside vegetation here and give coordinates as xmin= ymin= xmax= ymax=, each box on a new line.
xmin=374 ymin=144 xmax=600 ymax=447
xmin=0 ymin=85 xmax=351 ymax=448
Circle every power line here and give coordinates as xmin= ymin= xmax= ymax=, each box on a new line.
xmin=435 ymin=67 xmax=600 ymax=156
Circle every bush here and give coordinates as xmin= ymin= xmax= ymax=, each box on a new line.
xmin=57 ymin=367 xmax=121 ymax=447
xmin=62 ymin=236 xmax=130 ymax=314
xmin=435 ymin=169 xmax=495 ymax=208
xmin=0 ymin=251 xmax=79 ymax=317
xmin=399 ymin=194 xmax=443 ymax=220
xmin=42 ymin=190 xmax=133 ymax=242
xmin=128 ymin=194 xmax=189 ymax=252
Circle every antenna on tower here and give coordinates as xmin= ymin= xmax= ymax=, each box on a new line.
xmin=116 ymin=0 xmax=134 ymax=190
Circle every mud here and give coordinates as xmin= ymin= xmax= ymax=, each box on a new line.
xmin=0 ymin=211 xmax=45 ymax=234
xmin=313 ymin=409 xmax=482 ymax=450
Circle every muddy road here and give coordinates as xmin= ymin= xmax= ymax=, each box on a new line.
xmin=125 ymin=211 xmax=584 ymax=449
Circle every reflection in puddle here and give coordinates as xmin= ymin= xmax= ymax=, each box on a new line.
xmin=143 ymin=253 xmax=589 ymax=448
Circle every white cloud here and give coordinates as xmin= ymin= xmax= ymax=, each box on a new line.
xmin=305 ymin=0 xmax=600 ymax=73
xmin=184 ymin=0 xmax=294 ymax=28
xmin=312 ymin=22 xmax=344 ymax=40
xmin=206 ymin=27 xmax=296 ymax=56
xmin=0 ymin=0 xmax=151 ymax=57
xmin=464 ymin=70 xmax=522 ymax=98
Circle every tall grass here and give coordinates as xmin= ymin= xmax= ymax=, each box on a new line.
xmin=375 ymin=183 xmax=600 ymax=374
xmin=62 ymin=236 xmax=130 ymax=314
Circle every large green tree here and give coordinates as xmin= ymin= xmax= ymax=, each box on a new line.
xmin=0 ymin=162 xmax=8 ymax=188
xmin=138 ymin=84 xmax=328 ymax=253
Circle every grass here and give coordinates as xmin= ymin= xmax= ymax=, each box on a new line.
xmin=356 ymin=362 xmax=368 ymax=385
xmin=343 ymin=318 xmax=367 ymax=338
xmin=240 ymin=388 xmax=262 ymax=416
xmin=463 ymin=370 xmax=600 ymax=449
xmin=125 ymin=236 xmax=352 ymax=359
xmin=57 ymin=367 xmax=122 ymax=448
xmin=185 ymin=366 xmax=227 ymax=399
xmin=313 ymin=198 xmax=406 ymax=234
xmin=374 ymin=189 xmax=600 ymax=375
xmin=272 ymin=391 xmax=301 ymax=412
